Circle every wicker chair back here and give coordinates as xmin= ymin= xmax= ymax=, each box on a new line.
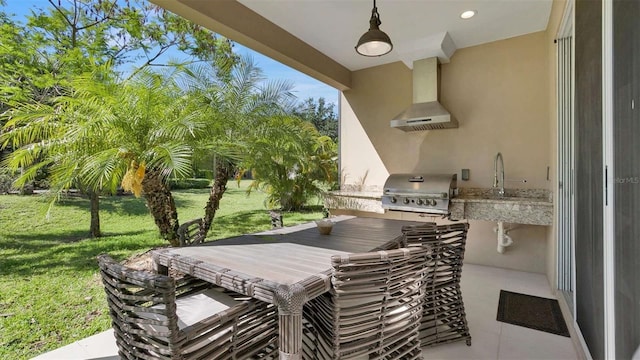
xmin=401 ymin=222 xmax=472 ymax=348
xmin=177 ymin=218 xmax=205 ymax=247
xmin=97 ymin=254 xmax=278 ymax=360
xmin=302 ymin=247 xmax=429 ymax=360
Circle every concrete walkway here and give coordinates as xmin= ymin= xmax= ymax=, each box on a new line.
xmin=31 ymin=329 xmax=118 ymax=360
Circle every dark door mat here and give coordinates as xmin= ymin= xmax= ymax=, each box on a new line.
xmin=497 ymin=290 xmax=570 ymax=337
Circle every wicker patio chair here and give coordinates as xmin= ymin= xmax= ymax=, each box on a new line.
xmin=177 ymin=218 xmax=205 ymax=247
xmin=401 ymin=222 xmax=472 ymax=348
xmin=269 ymin=210 xmax=283 ymax=228
xmin=302 ymin=247 xmax=430 ymax=360
xmin=97 ymin=254 xmax=278 ymax=360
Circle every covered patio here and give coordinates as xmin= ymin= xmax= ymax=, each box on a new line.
xmin=25 ymin=0 xmax=640 ymax=357
xmin=141 ymin=1 xmax=640 ymax=359
xmin=33 ymin=262 xmax=577 ymax=359
xmin=33 ymin=217 xmax=577 ymax=359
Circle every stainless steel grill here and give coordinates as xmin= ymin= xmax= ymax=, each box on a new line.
xmin=381 ymin=173 xmax=457 ymax=214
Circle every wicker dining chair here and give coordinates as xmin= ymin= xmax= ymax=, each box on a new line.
xmin=97 ymin=254 xmax=278 ymax=360
xmin=401 ymin=222 xmax=472 ymax=348
xmin=301 ymin=247 xmax=430 ymax=360
xmin=177 ymin=218 xmax=206 ymax=247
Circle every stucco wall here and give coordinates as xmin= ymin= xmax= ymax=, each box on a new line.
xmin=340 ymin=31 xmax=554 ymax=273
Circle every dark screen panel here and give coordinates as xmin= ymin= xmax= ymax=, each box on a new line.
xmin=613 ymin=0 xmax=640 ymax=358
xmin=575 ymin=0 xmax=604 ymax=359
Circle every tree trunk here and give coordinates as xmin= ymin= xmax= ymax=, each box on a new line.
xmin=142 ymin=168 xmax=180 ymax=247
xmin=89 ymin=190 xmax=101 ymax=238
xmin=201 ymin=162 xmax=231 ymax=237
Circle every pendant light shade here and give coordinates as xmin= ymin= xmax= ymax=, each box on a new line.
xmin=355 ymin=0 xmax=393 ymax=57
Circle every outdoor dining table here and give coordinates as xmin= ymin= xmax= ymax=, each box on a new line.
xmin=152 ymin=215 xmax=422 ymax=360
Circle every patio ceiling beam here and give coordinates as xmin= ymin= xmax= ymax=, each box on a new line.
xmin=151 ymin=0 xmax=352 ymax=91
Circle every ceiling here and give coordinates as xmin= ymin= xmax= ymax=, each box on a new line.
xmin=152 ymin=0 xmax=553 ymax=90
xmin=238 ymin=0 xmax=553 ymax=71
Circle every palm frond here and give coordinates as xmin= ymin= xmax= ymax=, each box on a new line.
xmin=78 ymin=148 xmax=127 ymax=190
xmin=11 ymin=160 xmax=53 ymax=188
xmin=145 ymin=143 xmax=193 ymax=179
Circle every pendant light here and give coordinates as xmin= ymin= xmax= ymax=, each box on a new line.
xmin=355 ymin=0 xmax=393 ymax=57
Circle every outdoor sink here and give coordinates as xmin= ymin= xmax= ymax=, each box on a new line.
xmin=449 ymin=188 xmax=553 ymax=226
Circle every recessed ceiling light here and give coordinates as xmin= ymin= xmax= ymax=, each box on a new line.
xmin=460 ymin=10 xmax=477 ymax=19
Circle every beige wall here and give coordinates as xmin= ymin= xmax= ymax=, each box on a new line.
xmin=340 ymin=31 xmax=556 ymax=274
xmin=343 ymin=31 xmax=553 ymax=189
xmin=339 ymin=62 xmax=413 ymax=187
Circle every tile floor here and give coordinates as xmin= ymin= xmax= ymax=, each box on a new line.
xmin=32 ymin=264 xmax=579 ymax=360
xmin=422 ymin=264 xmax=578 ymax=360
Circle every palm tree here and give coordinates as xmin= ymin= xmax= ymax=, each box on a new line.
xmin=1 ymin=67 xmax=120 ymax=237
xmin=182 ymin=56 xmax=296 ymax=238
xmin=242 ymin=115 xmax=338 ymax=210
xmin=85 ymin=68 xmax=200 ymax=245
xmin=1 ymin=68 xmax=202 ymax=245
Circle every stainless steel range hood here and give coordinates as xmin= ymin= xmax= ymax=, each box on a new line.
xmin=391 ymin=57 xmax=458 ymax=131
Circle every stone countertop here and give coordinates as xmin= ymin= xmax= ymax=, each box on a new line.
xmin=325 ymin=187 xmax=553 ymax=225
xmin=326 ymin=187 xmax=552 ymax=202
xmin=451 ymin=195 xmax=552 ymax=206
xmin=323 ymin=190 xmax=385 ymax=214
xmin=449 ymin=188 xmax=552 ymax=225
xmin=454 ymin=187 xmax=552 ymax=202
xmin=325 ymin=190 xmax=383 ymax=199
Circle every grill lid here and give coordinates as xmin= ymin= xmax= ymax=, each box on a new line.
xmin=383 ymin=174 xmax=456 ymax=197
xmin=382 ymin=173 xmax=457 ymax=214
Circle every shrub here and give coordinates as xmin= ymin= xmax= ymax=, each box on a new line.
xmin=168 ymin=178 xmax=211 ymax=190
xmin=241 ymin=116 xmax=338 ymax=211
xmin=33 ymin=178 xmax=50 ymax=190
xmin=0 ymin=168 xmax=16 ymax=194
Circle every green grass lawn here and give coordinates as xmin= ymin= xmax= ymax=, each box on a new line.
xmin=0 ymin=180 xmax=323 ymax=359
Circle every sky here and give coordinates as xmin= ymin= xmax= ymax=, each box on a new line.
xmin=2 ymin=0 xmax=339 ymax=107
xmin=233 ymin=44 xmax=339 ymax=106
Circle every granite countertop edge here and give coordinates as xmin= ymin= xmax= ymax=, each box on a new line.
xmin=325 ymin=190 xmax=383 ymax=199
xmin=327 ymin=187 xmax=553 ymax=205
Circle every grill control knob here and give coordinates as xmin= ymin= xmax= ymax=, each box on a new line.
xmin=430 ymin=199 xmax=438 ymax=206
xmin=416 ymin=199 xmax=424 ymax=205
xmin=403 ymin=198 xmax=410 ymax=205
xmin=389 ymin=197 xmax=397 ymax=203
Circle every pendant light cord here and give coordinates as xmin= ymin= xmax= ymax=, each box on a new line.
xmin=371 ymin=0 xmax=381 ymax=27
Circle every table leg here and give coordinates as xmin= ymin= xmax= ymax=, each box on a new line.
xmin=154 ymin=261 xmax=168 ymax=275
xmin=274 ymin=283 xmax=307 ymax=360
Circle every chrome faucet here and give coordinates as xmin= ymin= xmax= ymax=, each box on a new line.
xmin=493 ymin=152 xmax=505 ymax=197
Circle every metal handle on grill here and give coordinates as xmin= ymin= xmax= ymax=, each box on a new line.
xmin=408 ymin=176 xmax=424 ymax=182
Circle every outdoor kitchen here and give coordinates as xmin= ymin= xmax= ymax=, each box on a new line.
xmin=328 ymin=29 xmax=556 ymax=276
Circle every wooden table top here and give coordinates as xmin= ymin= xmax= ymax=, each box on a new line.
xmin=211 ymin=215 xmax=420 ymax=252
xmin=165 ymin=243 xmax=350 ymax=285
xmin=153 ymin=216 xmax=423 ymax=299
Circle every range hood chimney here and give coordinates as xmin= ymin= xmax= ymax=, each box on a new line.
xmin=390 ymin=57 xmax=457 ymax=131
